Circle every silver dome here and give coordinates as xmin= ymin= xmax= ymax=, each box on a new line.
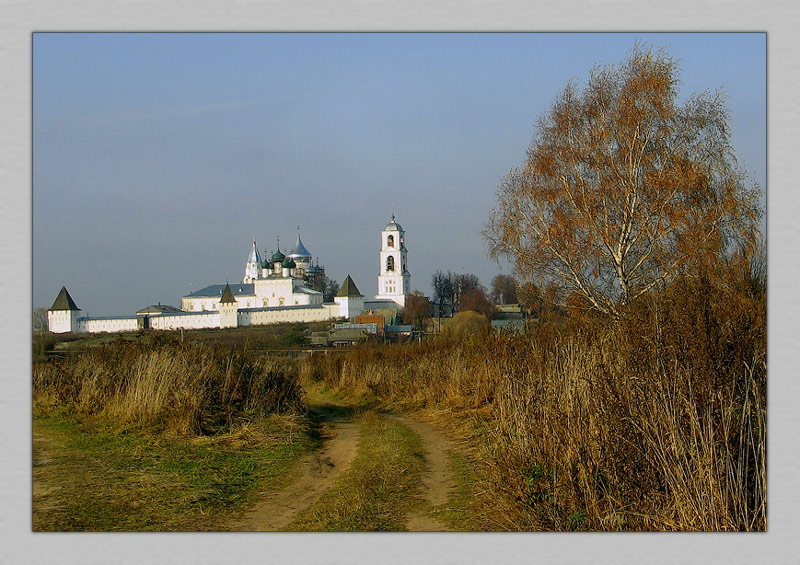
xmin=288 ymin=233 xmax=312 ymax=259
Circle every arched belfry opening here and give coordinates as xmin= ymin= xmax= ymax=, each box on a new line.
xmin=377 ymin=210 xmax=409 ymax=307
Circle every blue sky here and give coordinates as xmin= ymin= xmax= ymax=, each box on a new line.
xmin=33 ymin=33 xmax=766 ymax=316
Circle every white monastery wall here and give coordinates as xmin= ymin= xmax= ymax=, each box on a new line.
xmin=242 ymin=303 xmax=341 ymax=326
xmin=79 ymin=317 xmax=139 ymax=334
xmin=150 ymin=312 xmax=220 ymax=331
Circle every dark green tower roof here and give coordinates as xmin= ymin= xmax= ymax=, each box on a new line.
xmin=219 ymin=283 xmax=238 ymax=304
xmin=48 ymin=286 xmax=80 ymax=311
xmin=336 ymin=275 xmax=363 ymax=298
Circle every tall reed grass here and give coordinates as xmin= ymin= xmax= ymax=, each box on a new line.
xmin=301 ymin=276 xmax=766 ymax=531
xmin=33 ymin=340 xmax=305 ymax=436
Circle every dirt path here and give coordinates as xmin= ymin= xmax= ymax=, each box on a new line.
xmin=384 ymin=413 xmax=457 ymax=532
xmin=233 ymin=384 xmax=458 ymax=532
xmin=32 ymin=426 xmax=60 ymax=516
xmin=234 ymin=406 xmax=361 ymax=531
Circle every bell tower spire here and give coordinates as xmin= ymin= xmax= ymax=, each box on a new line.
xmin=375 ymin=212 xmax=410 ymax=307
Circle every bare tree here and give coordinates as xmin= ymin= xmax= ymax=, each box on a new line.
xmin=431 ymin=271 xmax=453 ymax=306
xmin=485 ymin=45 xmax=761 ymax=318
xmin=312 ymin=276 xmax=340 ymax=303
xmin=33 ymin=307 xmax=48 ymax=332
xmin=452 ymin=273 xmax=482 ymax=308
xmin=460 ymin=286 xmax=495 ymax=318
xmin=402 ymin=291 xmax=432 ymax=330
xmin=490 ymin=274 xmax=519 ymax=305
xmin=324 ymin=278 xmax=340 ymax=303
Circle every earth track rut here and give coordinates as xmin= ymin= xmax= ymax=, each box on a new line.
xmin=384 ymin=413 xmax=457 ymax=532
xmin=234 ymin=414 xmax=360 ymax=531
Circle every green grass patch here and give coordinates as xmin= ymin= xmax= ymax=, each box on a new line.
xmin=286 ymin=411 xmax=426 ymax=531
xmin=33 ymin=411 xmax=315 ymax=531
xmin=429 ymin=449 xmax=479 ymax=530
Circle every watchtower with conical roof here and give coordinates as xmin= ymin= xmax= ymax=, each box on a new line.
xmin=218 ymin=282 xmax=239 ymax=328
xmin=47 ymin=286 xmax=82 ymax=333
xmin=375 ymin=212 xmax=410 ymax=307
xmin=335 ymin=274 xmax=365 ymax=320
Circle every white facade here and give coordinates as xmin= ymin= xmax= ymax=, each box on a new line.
xmin=374 ymin=215 xmax=410 ymax=307
xmin=79 ymin=317 xmax=140 ymax=333
xmin=47 ymin=309 xmax=81 ymax=334
xmin=334 ymin=295 xmax=365 ymax=320
xmin=241 ymin=303 xmax=342 ymax=326
xmin=149 ymin=312 xmax=219 ymax=331
xmin=182 ymin=277 xmax=323 ymax=313
xmin=253 ymin=277 xmax=320 ymax=308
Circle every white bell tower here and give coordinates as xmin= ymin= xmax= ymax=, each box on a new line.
xmin=375 ymin=212 xmax=410 ymax=307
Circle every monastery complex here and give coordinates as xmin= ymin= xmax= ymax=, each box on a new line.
xmin=47 ymin=215 xmax=410 ymax=334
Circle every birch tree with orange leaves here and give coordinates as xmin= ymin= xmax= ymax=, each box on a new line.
xmin=485 ymin=46 xmax=761 ymax=318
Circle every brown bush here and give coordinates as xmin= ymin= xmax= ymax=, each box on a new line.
xmin=443 ymin=311 xmax=491 ymax=341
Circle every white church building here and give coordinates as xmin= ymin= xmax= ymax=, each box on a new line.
xmin=47 ymin=216 xmax=411 ymax=334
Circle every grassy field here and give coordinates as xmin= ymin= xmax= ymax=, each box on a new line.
xmin=32 ymin=341 xmax=483 ymax=532
xmin=32 ymin=338 xmax=316 ymax=531
xmin=33 ymin=410 xmax=314 ymax=531
xmin=34 ymin=321 xmax=330 ymax=360
xmin=32 ymin=267 xmax=764 ymax=531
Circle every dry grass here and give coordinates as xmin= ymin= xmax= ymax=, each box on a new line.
xmin=33 ymin=339 xmax=305 ymax=436
xmin=300 ymin=276 xmax=766 ymax=531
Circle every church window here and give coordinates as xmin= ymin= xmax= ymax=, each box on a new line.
xmin=386 ymin=256 xmax=395 ymax=271
xmin=387 ymin=235 xmax=394 ymax=248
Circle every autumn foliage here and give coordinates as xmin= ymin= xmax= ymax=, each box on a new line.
xmin=486 ymin=45 xmax=761 ymax=318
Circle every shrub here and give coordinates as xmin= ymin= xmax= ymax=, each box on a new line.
xmin=443 ymin=311 xmax=490 ymax=341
